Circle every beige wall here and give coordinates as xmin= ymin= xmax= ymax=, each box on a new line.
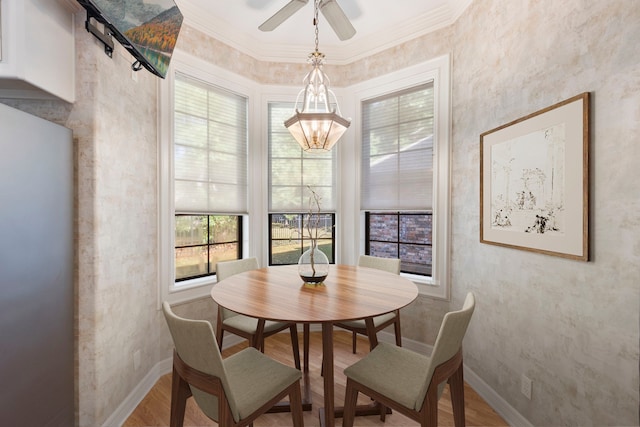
xmin=449 ymin=0 xmax=639 ymax=425
xmin=1 ymin=0 xmax=638 ymax=425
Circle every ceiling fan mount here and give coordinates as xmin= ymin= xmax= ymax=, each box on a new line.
xmin=259 ymin=0 xmax=356 ymax=41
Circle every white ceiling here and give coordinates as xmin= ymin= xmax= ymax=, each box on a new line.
xmin=174 ymin=0 xmax=471 ymax=64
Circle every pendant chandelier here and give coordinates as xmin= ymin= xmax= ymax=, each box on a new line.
xmin=284 ymin=0 xmax=350 ymax=152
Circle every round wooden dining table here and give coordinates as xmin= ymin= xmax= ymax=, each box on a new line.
xmin=210 ymin=263 xmax=419 ymax=427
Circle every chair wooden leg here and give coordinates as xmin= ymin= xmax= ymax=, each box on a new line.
xmin=352 ymin=331 xmax=357 ymax=353
xmin=394 ymin=312 xmax=402 ymax=347
xmin=215 ymin=311 xmax=224 ymax=351
xmin=449 ymin=363 xmax=466 ymax=427
xmin=303 ymin=324 xmax=310 ymax=373
xmin=342 ymin=379 xmax=359 ymax=427
xmin=289 ymin=325 xmax=301 ymax=370
xmin=289 ymin=382 xmax=304 ymax=427
xmin=379 ymin=402 xmax=387 ymax=422
xmin=170 ymin=364 xmax=191 ymax=427
xmin=421 ymin=387 xmax=439 ymax=427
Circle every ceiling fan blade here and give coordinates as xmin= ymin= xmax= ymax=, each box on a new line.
xmin=259 ymin=0 xmax=309 ymax=32
xmin=319 ymin=0 xmax=356 ymax=41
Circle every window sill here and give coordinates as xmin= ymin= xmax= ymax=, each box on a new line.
xmin=402 ymin=273 xmax=448 ymax=300
xmin=165 ymin=275 xmax=218 ymax=305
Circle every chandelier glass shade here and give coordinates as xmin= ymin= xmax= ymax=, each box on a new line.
xmin=285 ymin=2 xmax=350 ymax=152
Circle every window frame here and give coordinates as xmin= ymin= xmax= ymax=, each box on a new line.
xmin=347 ymin=54 xmax=451 ymax=299
xmin=158 ymin=51 xmax=258 ymax=306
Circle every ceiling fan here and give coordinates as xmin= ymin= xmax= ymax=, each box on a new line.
xmin=258 ymin=0 xmax=356 ymax=41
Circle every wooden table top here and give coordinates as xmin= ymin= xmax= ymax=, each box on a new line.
xmin=210 ymin=264 xmax=418 ymax=323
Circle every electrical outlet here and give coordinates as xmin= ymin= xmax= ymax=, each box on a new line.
xmin=520 ymin=374 xmax=532 ymax=400
xmin=133 ymin=349 xmax=141 ymax=371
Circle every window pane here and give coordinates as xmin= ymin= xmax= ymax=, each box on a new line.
xmin=368 ymin=214 xmax=398 ymax=242
xmin=209 ymin=216 xmax=238 ymax=243
xmin=316 ymin=239 xmax=334 ymax=263
xmin=400 ymin=244 xmax=432 ymax=276
xmin=400 ymin=214 xmax=432 ymax=244
xmin=369 ymin=241 xmax=399 ymax=258
xmin=175 ymin=215 xmax=207 ymax=246
xmin=210 ymin=243 xmax=239 ymax=272
xmin=271 ymin=240 xmax=303 ymax=265
xmin=302 ymin=213 xmax=334 ymax=239
xmin=175 ymin=246 xmax=208 ymax=280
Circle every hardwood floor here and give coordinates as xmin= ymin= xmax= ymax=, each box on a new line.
xmin=124 ymin=331 xmax=508 ymax=426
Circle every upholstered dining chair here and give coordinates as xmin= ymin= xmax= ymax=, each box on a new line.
xmin=334 ymin=255 xmax=402 ymax=353
xmin=215 ymin=258 xmax=301 ymax=370
xmin=162 ymin=302 xmax=304 ymax=427
xmin=342 ymin=292 xmax=476 ymax=427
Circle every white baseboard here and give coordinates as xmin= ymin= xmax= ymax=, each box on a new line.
xmin=103 ymin=335 xmax=244 ymax=427
xmin=377 ymin=330 xmax=530 ymax=427
xmin=101 ymin=357 xmax=172 ymax=427
xmin=462 ymin=366 xmax=533 ymax=427
xmin=105 ymin=328 xmax=529 ymax=427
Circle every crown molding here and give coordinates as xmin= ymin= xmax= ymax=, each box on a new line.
xmin=180 ymin=1 xmax=470 ymax=65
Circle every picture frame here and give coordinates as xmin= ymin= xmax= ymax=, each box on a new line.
xmin=480 ymin=92 xmax=589 ymax=261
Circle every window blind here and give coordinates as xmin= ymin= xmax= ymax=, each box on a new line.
xmin=361 ymin=82 xmax=434 ymax=211
xmin=174 ymin=73 xmax=248 ymax=214
xmin=268 ymin=102 xmax=337 ymax=212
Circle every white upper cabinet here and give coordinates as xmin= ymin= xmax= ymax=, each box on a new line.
xmin=0 ymin=0 xmax=78 ymax=102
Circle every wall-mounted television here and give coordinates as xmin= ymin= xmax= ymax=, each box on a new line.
xmin=77 ymin=0 xmax=183 ymax=78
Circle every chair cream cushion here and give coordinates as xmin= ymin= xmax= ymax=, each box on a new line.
xmin=336 ymin=312 xmax=396 ymax=329
xmin=222 ymin=314 xmax=291 ymax=335
xmin=343 ymin=342 xmax=430 ymax=411
xmin=224 ymin=347 xmax=302 ymax=420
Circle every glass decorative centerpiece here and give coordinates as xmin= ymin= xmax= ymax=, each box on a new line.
xmin=298 ymin=187 xmax=329 ymax=285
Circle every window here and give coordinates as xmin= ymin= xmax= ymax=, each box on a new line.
xmin=267 ymin=102 xmax=337 ymax=265
xmin=361 ymin=83 xmax=434 ymax=277
xmin=353 ymin=54 xmax=450 ymax=299
xmin=172 ymin=73 xmax=248 ymax=281
xmin=159 ymin=59 xmax=252 ymax=305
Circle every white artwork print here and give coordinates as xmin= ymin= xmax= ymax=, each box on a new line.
xmin=490 ymin=123 xmax=566 ymax=235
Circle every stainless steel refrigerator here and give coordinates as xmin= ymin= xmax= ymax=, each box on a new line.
xmin=0 ymin=102 xmax=74 ymax=426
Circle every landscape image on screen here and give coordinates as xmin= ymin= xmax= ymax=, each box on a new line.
xmin=91 ymin=0 xmax=183 ymax=78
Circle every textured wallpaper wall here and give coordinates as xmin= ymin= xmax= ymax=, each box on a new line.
xmin=449 ymin=1 xmax=639 ymax=425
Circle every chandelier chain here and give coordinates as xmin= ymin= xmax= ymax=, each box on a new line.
xmin=313 ymin=0 xmax=320 ymax=53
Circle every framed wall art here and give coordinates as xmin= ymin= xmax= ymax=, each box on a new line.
xmin=480 ymin=92 xmax=589 ymax=260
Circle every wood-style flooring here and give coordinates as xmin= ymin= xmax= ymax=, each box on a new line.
xmin=124 ymin=331 xmax=508 ymax=426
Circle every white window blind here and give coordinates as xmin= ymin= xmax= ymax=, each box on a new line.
xmin=174 ymin=73 xmax=248 ymax=214
xmin=361 ymin=82 xmax=434 ymax=210
xmin=268 ymin=102 xmax=336 ymax=212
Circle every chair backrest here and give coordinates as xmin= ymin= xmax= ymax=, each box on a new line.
xmin=215 ymin=257 xmax=259 ymax=320
xmin=358 ymin=254 xmax=401 ymax=275
xmin=162 ymin=302 xmax=239 ymax=422
xmin=414 ymin=292 xmax=475 ymax=410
